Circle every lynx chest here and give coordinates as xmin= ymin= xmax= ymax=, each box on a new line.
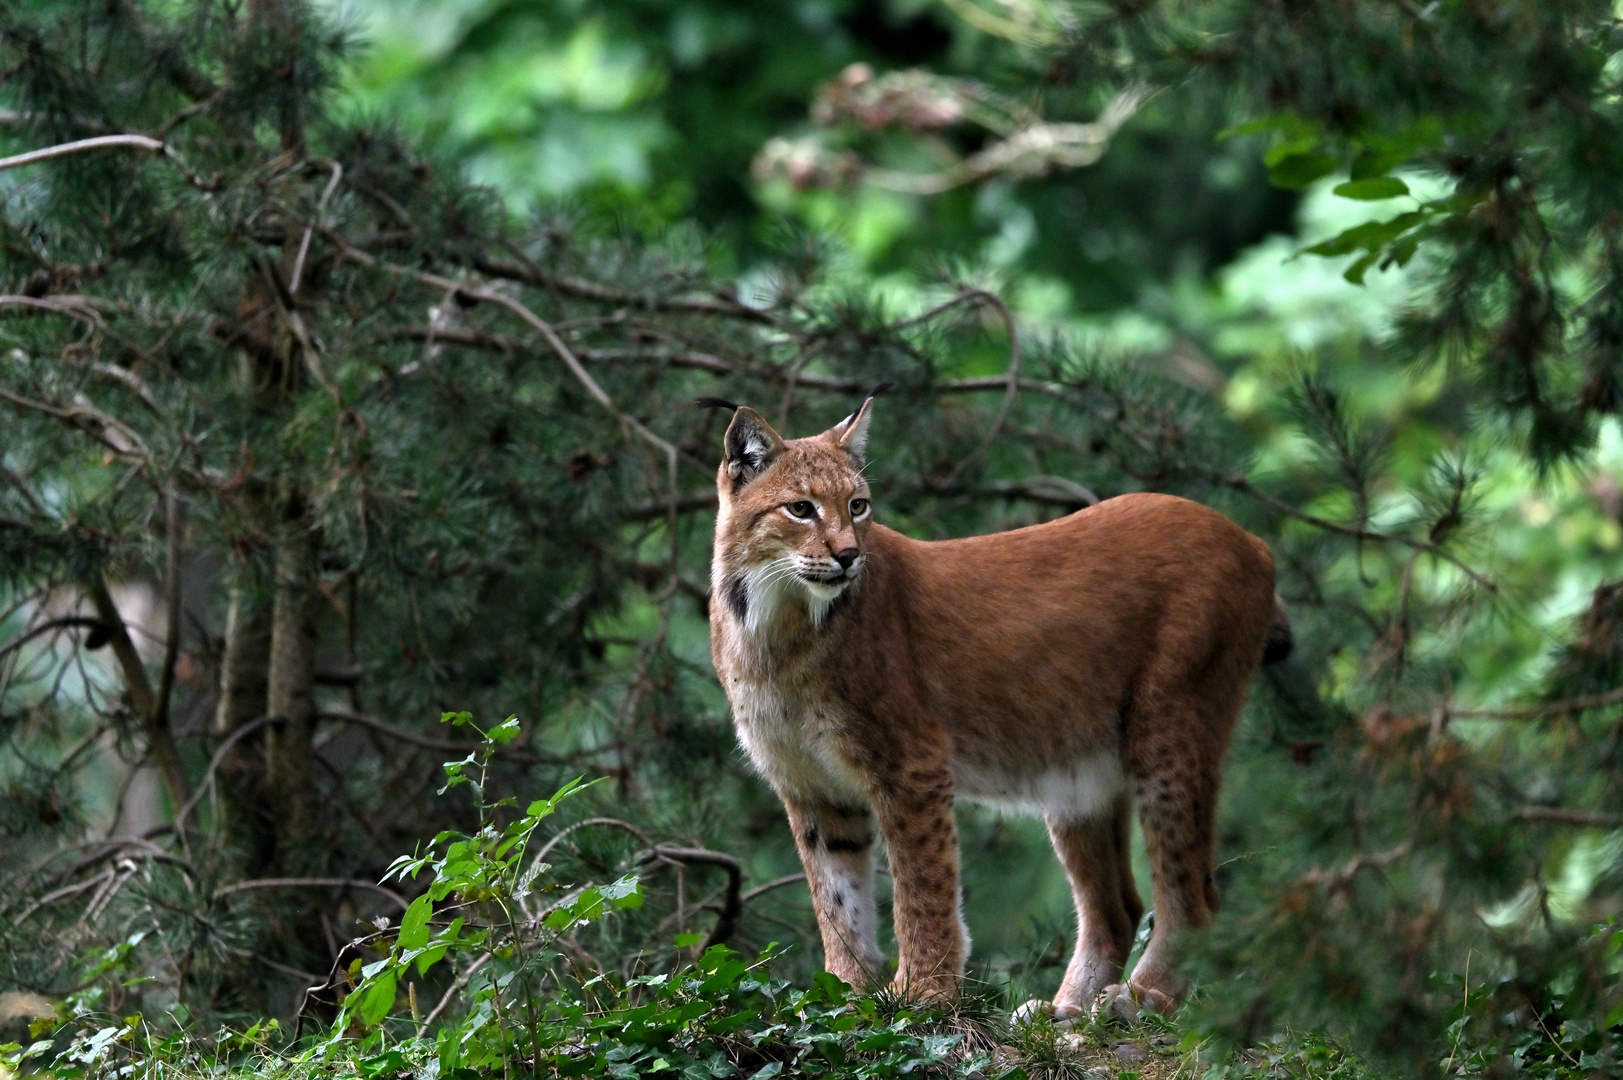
xmin=720 ymin=661 xmax=869 ymax=806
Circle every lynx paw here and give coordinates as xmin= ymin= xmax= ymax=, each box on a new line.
xmin=1012 ymin=998 xmax=1086 ymax=1026
xmin=1092 ymin=983 xmax=1175 ymax=1023
xmin=1012 ymin=998 xmax=1052 ymax=1025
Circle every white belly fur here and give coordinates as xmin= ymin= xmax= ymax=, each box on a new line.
xmin=955 ymin=753 xmax=1125 ymax=822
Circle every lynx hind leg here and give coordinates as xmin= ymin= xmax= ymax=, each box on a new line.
xmin=784 ymin=798 xmax=886 ymax=987
xmin=1042 ymin=797 xmax=1142 ymax=1020
xmin=1104 ymin=746 xmax=1226 ymax=1019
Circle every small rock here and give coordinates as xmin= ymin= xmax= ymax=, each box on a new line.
xmin=1084 ymin=1069 xmax=1113 ymax=1080
xmin=1152 ymin=1033 xmax=1179 ymax=1049
xmin=1113 ymin=1043 xmax=1150 ymax=1065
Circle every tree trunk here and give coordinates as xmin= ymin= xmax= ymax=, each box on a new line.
xmin=88 ymin=577 xmax=191 ymax=815
xmin=265 ymin=494 xmax=319 ymax=866
xmin=215 ymin=578 xmax=274 ymax=863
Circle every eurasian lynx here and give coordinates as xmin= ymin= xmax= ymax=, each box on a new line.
xmin=705 ymin=389 xmax=1287 ymax=1017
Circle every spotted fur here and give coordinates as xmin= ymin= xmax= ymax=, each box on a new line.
xmin=707 ymin=399 xmax=1281 ymax=1011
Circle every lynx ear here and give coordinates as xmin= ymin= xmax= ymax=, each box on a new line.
xmin=723 ymin=407 xmax=786 ymax=484
xmin=833 ymin=382 xmax=891 ymax=462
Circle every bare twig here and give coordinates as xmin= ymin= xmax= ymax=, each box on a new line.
xmin=337 ymin=242 xmax=690 ymax=484
xmin=213 ymin=877 xmax=408 ymax=910
xmin=471 ymin=255 xmax=774 ymax=325
xmin=1449 ymin=684 xmax=1623 ymax=719
xmin=531 ymin=817 xmax=654 ymax=868
xmin=0 ymin=133 xmax=165 ymax=172
xmin=0 ymin=385 xmax=151 ymax=463
xmin=316 ymin=708 xmax=508 ymax=754
xmin=1514 ymin=806 xmax=1623 ymax=827
xmin=1298 ymin=843 xmax=1412 ymax=892
xmin=290 ymin=159 xmax=342 ymax=297
xmin=419 ymin=951 xmax=491 ymax=1034
xmin=0 ymin=294 xmax=107 ymax=324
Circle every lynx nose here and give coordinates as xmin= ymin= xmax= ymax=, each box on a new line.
xmin=833 ymin=547 xmax=859 ymax=570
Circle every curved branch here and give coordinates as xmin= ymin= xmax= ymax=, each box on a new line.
xmin=173 ymin=715 xmax=275 ymax=830
xmin=644 ymin=845 xmax=743 ymax=950
xmin=1224 ymin=475 xmax=1497 ymax=593
xmin=0 ymin=616 xmax=106 ymax=661
xmin=741 ymin=872 xmax=806 ymax=904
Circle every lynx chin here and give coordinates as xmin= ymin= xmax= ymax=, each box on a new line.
xmin=704 ymin=388 xmax=1290 ymax=1019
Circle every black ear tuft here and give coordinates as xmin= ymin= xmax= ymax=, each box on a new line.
xmin=695 ymin=396 xmax=740 ymax=411
xmin=834 ymin=383 xmax=890 ymax=461
xmin=723 ymin=407 xmax=786 ymax=485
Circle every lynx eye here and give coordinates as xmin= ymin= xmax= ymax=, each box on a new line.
xmin=785 ymin=500 xmax=816 ymax=520
xmin=849 ymin=498 xmax=870 ymax=518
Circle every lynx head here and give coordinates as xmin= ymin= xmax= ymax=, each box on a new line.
xmin=704 ymin=386 xmax=886 ymax=631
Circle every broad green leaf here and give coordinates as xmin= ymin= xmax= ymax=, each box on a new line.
xmin=397 ymin=893 xmax=432 ymax=951
xmin=488 ymin=715 xmax=520 ymax=744
xmin=441 ymin=711 xmax=472 ymax=726
xmin=1305 ymin=212 xmax=1427 ymax=257
xmin=358 ymin=971 xmax=397 ymax=1026
xmin=545 ymin=887 xmax=602 ymax=930
xmin=1344 ymin=252 xmax=1379 ymax=285
xmin=1333 ymin=177 xmax=1410 ymax=200
xmin=1268 ymin=152 xmax=1338 ymax=189
xmin=600 ymin=874 xmax=642 ymax=908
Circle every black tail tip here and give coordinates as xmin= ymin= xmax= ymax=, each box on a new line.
xmin=695 ymin=396 xmax=740 ymax=412
xmin=1263 ymin=621 xmax=1293 ymax=665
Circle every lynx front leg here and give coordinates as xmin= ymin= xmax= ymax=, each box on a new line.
xmin=785 ymin=798 xmax=885 ymax=987
xmin=873 ymin=763 xmax=966 ymax=1002
xmin=1046 ymin=797 xmax=1142 ymax=1018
